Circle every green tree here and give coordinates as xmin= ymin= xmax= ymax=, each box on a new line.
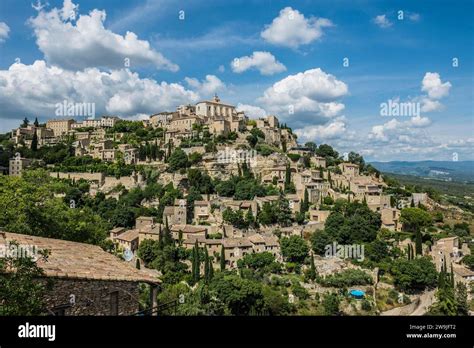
xmin=220 ymin=245 xmax=226 ymax=271
xmin=301 ymin=188 xmax=309 ymax=213
xmin=455 ymin=282 xmax=469 ymax=316
xmin=322 ymin=293 xmax=340 ymax=316
xmin=461 ymin=255 xmax=474 ymax=270
xmin=168 ymin=148 xmax=188 ymax=172
xmin=400 ymin=207 xmax=432 ymax=232
xmin=31 ymin=130 xmax=38 ymax=152
xmin=391 ymin=257 xmax=437 ymax=293
xmin=415 ymin=230 xmax=423 ymax=255
xmin=0 ymin=243 xmax=49 ymax=315
xmin=204 ymin=248 xmax=210 ymax=283
xmin=280 ymin=236 xmax=309 ymax=263
xmin=21 ymin=117 xmax=29 ymax=128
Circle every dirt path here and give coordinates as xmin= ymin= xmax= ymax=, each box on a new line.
xmin=381 ymin=290 xmax=436 ymax=316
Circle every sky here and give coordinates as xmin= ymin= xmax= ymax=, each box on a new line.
xmin=0 ymin=0 xmax=472 ymax=161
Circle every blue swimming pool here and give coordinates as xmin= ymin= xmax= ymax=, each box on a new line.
xmin=349 ymin=289 xmax=365 ymax=298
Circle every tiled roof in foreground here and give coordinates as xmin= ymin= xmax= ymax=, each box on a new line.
xmin=0 ymin=232 xmax=160 ymax=284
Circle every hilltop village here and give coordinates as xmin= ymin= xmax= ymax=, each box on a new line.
xmin=1 ymin=95 xmax=473 ymax=316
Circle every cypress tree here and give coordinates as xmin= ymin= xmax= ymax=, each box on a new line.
xmin=302 ymin=188 xmax=309 ymax=213
xmin=204 ymin=248 xmax=210 ymax=282
xmin=415 ymin=230 xmax=422 ymax=255
xmin=220 ymin=245 xmax=226 ymax=271
xmin=410 ymin=198 xmax=415 ymax=207
xmin=158 ymin=224 xmax=163 ymax=249
xmin=31 ymin=130 xmax=38 ymax=152
xmin=450 ymin=264 xmax=455 ymax=288
xmin=191 ymin=245 xmax=196 ymax=281
xmin=34 ymin=117 xmax=39 ymax=127
xmin=193 ymin=240 xmax=200 ymax=282
xmin=308 ymin=253 xmax=317 ymax=281
xmin=284 ymin=163 xmax=291 ymax=190
xmin=135 ymin=259 xmax=141 ymax=269
xmin=209 ymin=259 xmax=214 ymax=281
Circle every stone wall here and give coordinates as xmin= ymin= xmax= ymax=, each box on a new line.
xmin=41 ymin=278 xmax=141 ymax=316
xmin=50 ymin=172 xmax=105 ymax=185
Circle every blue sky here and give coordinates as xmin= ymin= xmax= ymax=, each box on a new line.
xmin=0 ymin=0 xmax=472 ymax=161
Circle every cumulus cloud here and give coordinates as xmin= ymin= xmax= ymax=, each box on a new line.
xmin=261 ymin=7 xmax=333 ymax=49
xmin=28 ymin=0 xmax=178 ymax=71
xmin=231 ymin=51 xmax=286 ymax=76
xmin=257 ymin=68 xmax=348 ymax=126
xmin=419 ymin=97 xmax=443 ymax=113
xmin=373 ymin=15 xmax=392 ymax=28
xmin=0 ymin=22 xmax=10 ymax=43
xmin=294 ymin=118 xmax=347 ymax=142
xmin=236 ymin=103 xmax=267 ymax=119
xmin=0 ymin=60 xmax=198 ymax=119
xmin=369 ymin=116 xmax=431 ymax=142
xmin=421 ymin=72 xmax=451 ymax=99
xmin=184 ymin=75 xmax=225 ymax=97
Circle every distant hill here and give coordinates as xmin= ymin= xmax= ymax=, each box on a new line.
xmin=369 ymin=161 xmax=474 ymax=183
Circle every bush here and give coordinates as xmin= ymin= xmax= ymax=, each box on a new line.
xmin=320 ymin=269 xmax=373 ymax=287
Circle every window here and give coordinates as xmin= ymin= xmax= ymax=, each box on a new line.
xmin=110 ymin=291 xmax=119 ymax=315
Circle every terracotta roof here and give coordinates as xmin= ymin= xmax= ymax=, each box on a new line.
xmin=453 ymin=264 xmax=474 ymax=277
xmin=1 ymin=232 xmax=160 ymax=284
xmin=262 ymin=235 xmax=279 ymax=247
xmin=170 ymin=225 xmax=207 ymax=233
xmin=115 ymin=229 xmax=139 ymax=242
xmin=222 ymin=238 xmax=252 ymax=248
xmin=248 ymin=234 xmax=265 ymax=244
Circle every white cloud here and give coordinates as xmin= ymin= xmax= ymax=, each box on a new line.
xmin=369 ymin=116 xmax=431 ymax=142
xmin=28 ymin=0 xmax=178 ymax=71
xmin=184 ymin=75 xmax=225 ymax=97
xmin=419 ymin=97 xmax=443 ymax=112
xmin=60 ymin=0 xmax=79 ymax=21
xmin=373 ymin=15 xmax=392 ymax=28
xmin=231 ymin=51 xmax=286 ymax=76
xmin=294 ymin=118 xmax=347 ymax=142
xmin=257 ymin=68 xmax=348 ymax=125
xmin=261 ymin=7 xmax=333 ymax=49
xmin=0 ymin=60 xmax=198 ymax=119
xmin=236 ymin=103 xmax=267 ymax=119
xmin=408 ymin=13 xmax=420 ymax=22
xmin=421 ymin=72 xmax=451 ymax=99
xmin=0 ymin=22 xmax=10 ymax=43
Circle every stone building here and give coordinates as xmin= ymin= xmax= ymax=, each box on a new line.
xmin=46 ymin=119 xmax=76 ymax=137
xmin=9 ymin=157 xmax=33 ymax=176
xmin=1 ymin=232 xmax=160 ymax=316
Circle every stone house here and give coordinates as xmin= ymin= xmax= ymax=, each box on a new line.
xmin=170 ymin=225 xmax=208 ymax=241
xmin=381 ymin=208 xmax=402 ymax=231
xmin=309 ymin=209 xmax=331 ymax=223
xmin=163 ymin=199 xmax=187 ymax=225
xmin=1 ymin=232 xmax=160 ymax=316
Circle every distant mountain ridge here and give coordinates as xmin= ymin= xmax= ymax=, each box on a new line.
xmin=369 ymin=160 xmax=474 ymax=183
